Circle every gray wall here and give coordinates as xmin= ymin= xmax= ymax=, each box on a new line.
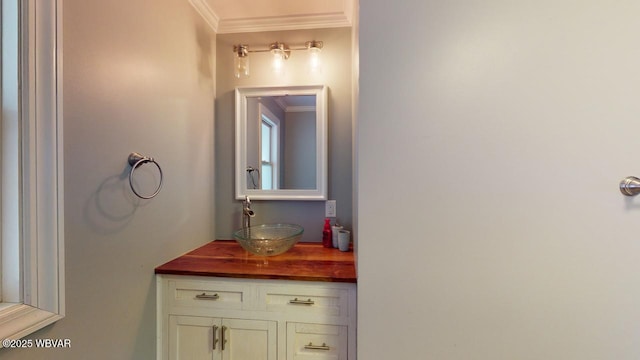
xmin=358 ymin=0 xmax=640 ymax=359
xmin=215 ymin=28 xmax=353 ymax=241
xmin=283 ymin=110 xmax=316 ymax=189
xmin=2 ymin=0 xmax=216 ymax=358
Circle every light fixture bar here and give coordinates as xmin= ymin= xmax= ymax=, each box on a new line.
xmin=233 ymin=40 xmax=323 ymax=54
xmin=232 ymin=40 xmax=323 ymax=77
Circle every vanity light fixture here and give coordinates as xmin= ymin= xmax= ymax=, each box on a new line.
xmin=233 ymin=44 xmax=249 ymax=79
xmin=232 ymin=40 xmax=323 ymax=77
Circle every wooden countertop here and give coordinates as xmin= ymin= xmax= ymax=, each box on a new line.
xmin=155 ymin=240 xmax=356 ymax=283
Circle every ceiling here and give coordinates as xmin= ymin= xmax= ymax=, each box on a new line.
xmin=191 ymin=0 xmax=355 ymax=34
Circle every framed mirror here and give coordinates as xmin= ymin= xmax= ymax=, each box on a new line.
xmin=235 ymin=85 xmax=328 ymax=200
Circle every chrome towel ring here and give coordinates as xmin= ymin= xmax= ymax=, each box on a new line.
xmin=128 ymin=152 xmax=163 ymax=199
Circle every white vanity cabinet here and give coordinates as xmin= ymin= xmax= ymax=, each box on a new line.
xmin=157 ymin=275 xmax=357 ymax=360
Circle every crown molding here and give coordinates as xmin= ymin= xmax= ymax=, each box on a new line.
xmin=274 ymin=97 xmax=288 ymax=111
xmin=286 ymin=105 xmax=316 ymax=113
xmin=189 ymin=0 xmax=220 ymax=32
xmin=218 ymin=13 xmax=352 ymax=34
xmin=273 ymin=98 xmax=316 ymax=113
xmin=191 ymin=0 xmax=355 ymax=34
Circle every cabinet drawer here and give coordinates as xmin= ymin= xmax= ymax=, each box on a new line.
xmin=168 ymin=279 xmax=247 ymax=310
xmin=260 ymin=286 xmax=349 ymax=317
xmin=287 ymin=323 xmax=347 ymax=360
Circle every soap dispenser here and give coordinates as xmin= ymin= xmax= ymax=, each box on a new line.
xmin=322 ymin=218 xmax=332 ymax=248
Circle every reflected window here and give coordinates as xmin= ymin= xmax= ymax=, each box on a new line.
xmin=260 ymin=110 xmax=279 ymax=189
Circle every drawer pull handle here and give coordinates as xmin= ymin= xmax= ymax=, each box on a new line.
xmin=212 ymin=325 xmax=219 ymax=350
xmin=305 ymin=342 xmax=330 ymax=351
xmin=221 ymin=326 xmax=227 ymax=351
xmin=195 ymin=293 xmax=220 ymax=300
xmin=289 ymin=298 xmax=314 ymax=305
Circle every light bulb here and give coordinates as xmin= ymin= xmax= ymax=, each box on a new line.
xmin=234 ymin=56 xmax=249 ymax=78
xmin=233 ymin=45 xmax=249 ymax=79
xmin=308 ymin=46 xmax=321 ymax=74
xmin=270 ymin=42 xmax=289 ymax=75
xmin=306 ymin=41 xmax=323 ymax=74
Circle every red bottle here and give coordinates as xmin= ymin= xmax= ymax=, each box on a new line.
xmin=322 ymin=218 xmax=332 ymax=248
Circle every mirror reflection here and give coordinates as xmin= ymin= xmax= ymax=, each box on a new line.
xmin=235 ymin=85 xmax=327 ymax=200
xmin=245 ymin=95 xmax=317 ymax=190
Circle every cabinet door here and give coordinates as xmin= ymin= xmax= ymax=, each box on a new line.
xmin=169 ymin=315 xmax=220 ymax=360
xmin=221 ymin=318 xmax=277 ymax=360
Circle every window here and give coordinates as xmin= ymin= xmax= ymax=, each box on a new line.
xmin=0 ymin=0 xmax=64 ymax=342
xmin=2 ymin=0 xmax=21 ymax=304
xmin=258 ymin=104 xmax=280 ymax=190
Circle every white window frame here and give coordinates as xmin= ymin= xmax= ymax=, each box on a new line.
xmin=0 ymin=0 xmax=64 ymax=342
xmin=258 ymin=104 xmax=280 ymax=190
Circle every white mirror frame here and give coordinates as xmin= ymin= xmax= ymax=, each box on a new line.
xmin=235 ymin=85 xmax=328 ymax=200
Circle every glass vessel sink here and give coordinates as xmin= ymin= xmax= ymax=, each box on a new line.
xmin=233 ymin=223 xmax=304 ymax=256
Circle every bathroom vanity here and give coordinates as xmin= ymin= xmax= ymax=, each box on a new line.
xmin=155 ymin=240 xmax=356 ymax=360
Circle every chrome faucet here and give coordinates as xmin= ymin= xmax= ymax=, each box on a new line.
xmin=242 ymin=195 xmax=255 ymax=230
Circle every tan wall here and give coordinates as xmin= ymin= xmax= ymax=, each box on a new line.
xmin=2 ymin=0 xmax=216 ymax=358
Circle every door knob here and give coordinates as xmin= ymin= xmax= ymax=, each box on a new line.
xmin=620 ymin=176 xmax=640 ymax=196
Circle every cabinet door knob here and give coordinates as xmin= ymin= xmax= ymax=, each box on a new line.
xmin=289 ymin=297 xmax=315 ymax=305
xmin=304 ymin=342 xmax=330 ymax=351
xmin=195 ymin=292 xmax=220 ymax=300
